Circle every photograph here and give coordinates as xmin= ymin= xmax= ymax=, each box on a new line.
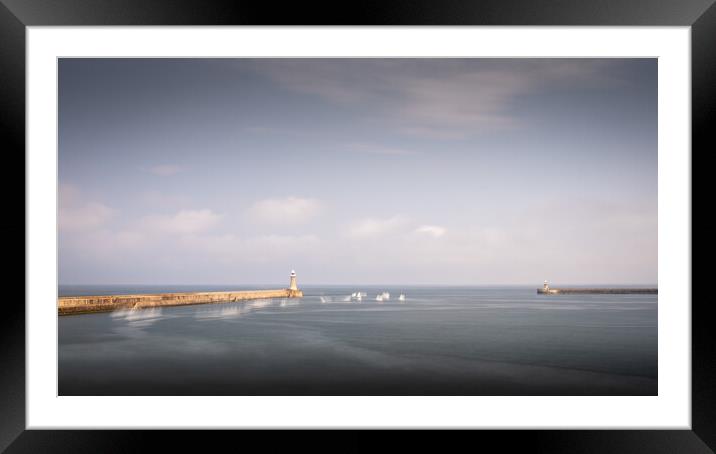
xmin=57 ymin=57 xmax=658 ymax=396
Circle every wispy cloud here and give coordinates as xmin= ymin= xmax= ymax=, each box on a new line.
xmin=347 ymin=215 xmax=409 ymax=237
xmin=414 ymin=225 xmax=447 ymax=238
xmin=180 ymin=233 xmax=321 ymax=264
xmin=249 ymin=59 xmax=619 ymax=139
xmin=140 ymin=191 xmax=192 ymax=207
xmin=59 ymin=202 xmax=115 ymax=232
xmin=249 ymin=197 xmax=321 ymax=224
xmin=144 ymin=164 xmax=183 ymax=176
xmin=143 ymin=209 xmax=222 ymax=235
xmin=346 ymin=142 xmax=419 ymax=156
xmin=59 ymin=184 xmax=116 ymax=232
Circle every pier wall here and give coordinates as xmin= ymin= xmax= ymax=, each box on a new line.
xmin=58 ymin=288 xmax=303 ymax=315
xmin=537 ymin=288 xmax=657 ymax=295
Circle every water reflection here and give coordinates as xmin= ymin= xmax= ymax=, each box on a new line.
xmin=280 ymin=298 xmax=300 ymax=308
xmin=194 ymin=299 xmax=275 ymax=320
xmin=110 ymin=307 xmax=164 ymax=336
xmin=318 ymin=294 xmax=367 ymax=303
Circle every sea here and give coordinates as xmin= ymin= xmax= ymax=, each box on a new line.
xmin=58 ymin=285 xmax=657 ymax=396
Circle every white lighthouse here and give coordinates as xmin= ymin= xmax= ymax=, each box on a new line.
xmin=289 ymin=270 xmax=298 ymax=291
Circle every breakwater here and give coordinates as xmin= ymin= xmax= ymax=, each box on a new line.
xmin=58 ymin=288 xmax=303 ymax=315
xmin=537 ymin=288 xmax=657 ymax=295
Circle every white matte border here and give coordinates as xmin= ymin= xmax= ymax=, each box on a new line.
xmin=27 ymin=27 xmax=691 ymax=429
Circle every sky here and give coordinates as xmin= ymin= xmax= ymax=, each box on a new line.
xmin=58 ymin=58 xmax=657 ymax=286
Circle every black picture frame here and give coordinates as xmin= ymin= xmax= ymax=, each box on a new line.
xmin=3 ymin=0 xmax=706 ymax=451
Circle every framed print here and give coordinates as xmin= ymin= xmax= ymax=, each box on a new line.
xmin=4 ymin=0 xmax=708 ymax=452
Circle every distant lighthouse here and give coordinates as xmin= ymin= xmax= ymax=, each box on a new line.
xmin=543 ymin=280 xmax=549 ymax=292
xmin=289 ymin=270 xmax=298 ymax=291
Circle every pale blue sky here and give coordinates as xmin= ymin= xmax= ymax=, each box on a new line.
xmin=58 ymin=58 xmax=657 ymax=285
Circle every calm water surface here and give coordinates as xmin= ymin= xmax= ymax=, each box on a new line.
xmin=58 ymin=286 xmax=657 ymax=395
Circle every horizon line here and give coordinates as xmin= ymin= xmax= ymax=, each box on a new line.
xmin=59 ymin=282 xmax=659 ymax=287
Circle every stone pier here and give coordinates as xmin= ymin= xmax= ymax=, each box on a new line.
xmin=58 ymin=288 xmax=303 ymax=315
